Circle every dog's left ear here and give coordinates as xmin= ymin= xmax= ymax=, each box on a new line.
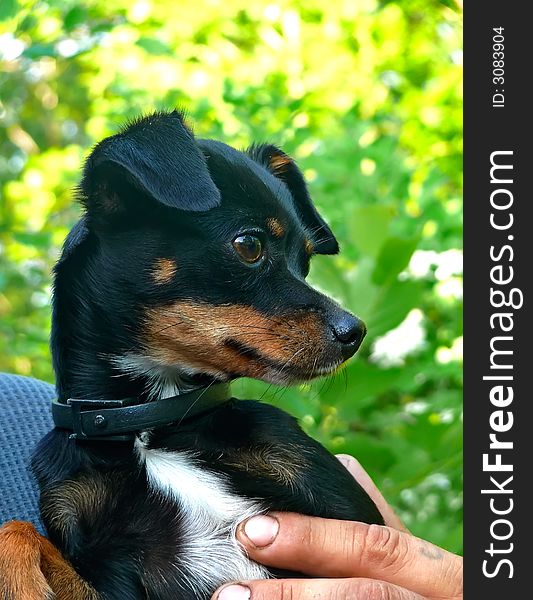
xmin=247 ymin=144 xmax=339 ymax=254
xmin=81 ymin=110 xmax=221 ymax=218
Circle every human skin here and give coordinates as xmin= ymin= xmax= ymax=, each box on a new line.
xmin=212 ymin=455 xmax=463 ymax=600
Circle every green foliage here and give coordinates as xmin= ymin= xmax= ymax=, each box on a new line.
xmin=0 ymin=0 xmax=462 ymax=552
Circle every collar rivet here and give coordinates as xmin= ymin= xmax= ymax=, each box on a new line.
xmin=94 ymin=415 xmax=106 ymax=428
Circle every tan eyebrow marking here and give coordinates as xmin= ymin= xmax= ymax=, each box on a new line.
xmin=266 ymin=218 xmax=285 ymax=238
xmin=269 ymin=153 xmax=291 ymax=175
xmin=152 ymin=258 xmax=177 ymax=284
xmin=304 ymin=238 xmax=315 ymax=256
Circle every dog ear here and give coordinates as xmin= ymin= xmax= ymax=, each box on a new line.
xmin=247 ymin=144 xmax=339 ymax=255
xmin=80 ymin=110 xmax=221 ymax=219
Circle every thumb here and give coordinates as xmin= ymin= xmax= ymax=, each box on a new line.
xmin=336 ymin=454 xmax=408 ymax=532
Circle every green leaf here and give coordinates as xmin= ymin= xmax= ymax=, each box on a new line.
xmin=64 ymin=6 xmax=88 ymax=31
xmin=0 ymin=0 xmax=18 ymax=21
xmin=136 ymin=37 xmax=173 ymax=56
xmin=13 ymin=231 xmax=52 ymax=248
xmin=372 ymin=235 xmax=420 ymax=285
xmin=386 ymin=446 xmax=432 ymax=482
xmin=344 ymin=257 xmax=380 ymax=318
xmin=338 ymin=433 xmax=396 ymax=474
xmin=366 ymin=279 xmax=424 ymax=338
xmin=22 ymin=43 xmax=57 ymax=59
xmin=308 ymin=255 xmax=352 ymax=305
xmin=337 ymin=361 xmax=404 ymax=407
xmin=349 ymin=204 xmax=395 ymax=257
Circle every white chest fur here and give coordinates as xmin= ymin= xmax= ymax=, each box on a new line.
xmin=136 ymin=441 xmax=270 ymax=598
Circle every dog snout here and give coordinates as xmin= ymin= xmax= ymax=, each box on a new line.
xmin=329 ymin=311 xmax=367 ymax=359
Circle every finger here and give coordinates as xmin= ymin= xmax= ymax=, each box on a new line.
xmin=335 ymin=454 xmax=408 ymax=532
xmin=237 ymin=513 xmax=463 ymax=600
xmin=214 ymin=578 xmax=427 ymax=600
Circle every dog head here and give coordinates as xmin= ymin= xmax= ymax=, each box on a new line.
xmin=53 ymin=111 xmax=366 ymax=397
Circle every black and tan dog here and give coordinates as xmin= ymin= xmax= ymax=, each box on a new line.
xmin=2 ymin=111 xmax=383 ymax=599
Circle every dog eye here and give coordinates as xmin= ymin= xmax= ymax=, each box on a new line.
xmin=232 ymin=234 xmax=264 ymax=264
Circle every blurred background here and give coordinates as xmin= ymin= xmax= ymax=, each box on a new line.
xmin=0 ymin=0 xmax=462 ymax=552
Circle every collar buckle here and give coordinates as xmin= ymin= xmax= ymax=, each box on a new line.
xmin=66 ymin=398 xmax=134 ymax=441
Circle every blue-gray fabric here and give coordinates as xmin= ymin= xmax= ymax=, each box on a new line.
xmin=0 ymin=373 xmax=54 ymax=532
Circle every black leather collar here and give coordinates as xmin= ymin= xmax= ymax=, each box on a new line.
xmin=52 ymin=383 xmax=231 ymax=442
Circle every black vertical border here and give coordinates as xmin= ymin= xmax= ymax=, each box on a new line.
xmin=464 ymin=2 xmax=531 ymax=597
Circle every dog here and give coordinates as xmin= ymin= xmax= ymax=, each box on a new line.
xmin=2 ymin=110 xmax=383 ymax=600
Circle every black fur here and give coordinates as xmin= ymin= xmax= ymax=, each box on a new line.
xmin=32 ymin=110 xmax=383 ymax=600
xmin=81 ymin=110 xmax=221 ymax=215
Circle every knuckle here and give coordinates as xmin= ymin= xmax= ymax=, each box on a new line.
xmin=360 ymin=524 xmax=408 ymax=571
xmin=277 ymin=579 xmax=296 ymax=600
xmin=443 ymin=555 xmax=464 ymax=599
xmin=355 ymin=579 xmax=395 ymax=600
xmin=305 ymin=515 xmax=329 ymax=551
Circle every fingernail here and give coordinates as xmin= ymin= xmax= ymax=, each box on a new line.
xmin=242 ymin=515 xmax=279 ymax=547
xmin=336 ymin=453 xmax=356 ymax=471
xmin=217 ymin=584 xmax=251 ymax=600
xmin=337 ymin=457 xmax=350 ymax=469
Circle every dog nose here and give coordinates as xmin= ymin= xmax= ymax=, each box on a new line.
xmin=331 ymin=312 xmax=367 ymax=359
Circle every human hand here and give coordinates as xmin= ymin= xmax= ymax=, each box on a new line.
xmin=212 ymin=455 xmax=463 ymax=599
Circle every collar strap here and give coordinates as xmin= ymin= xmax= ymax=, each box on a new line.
xmin=52 ymin=383 xmax=231 ymax=442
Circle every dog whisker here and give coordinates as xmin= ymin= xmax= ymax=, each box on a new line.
xmin=270 ymin=346 xmax=307 ymax=382
xmin=175 ymin=379 xmax=217 ymax=427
